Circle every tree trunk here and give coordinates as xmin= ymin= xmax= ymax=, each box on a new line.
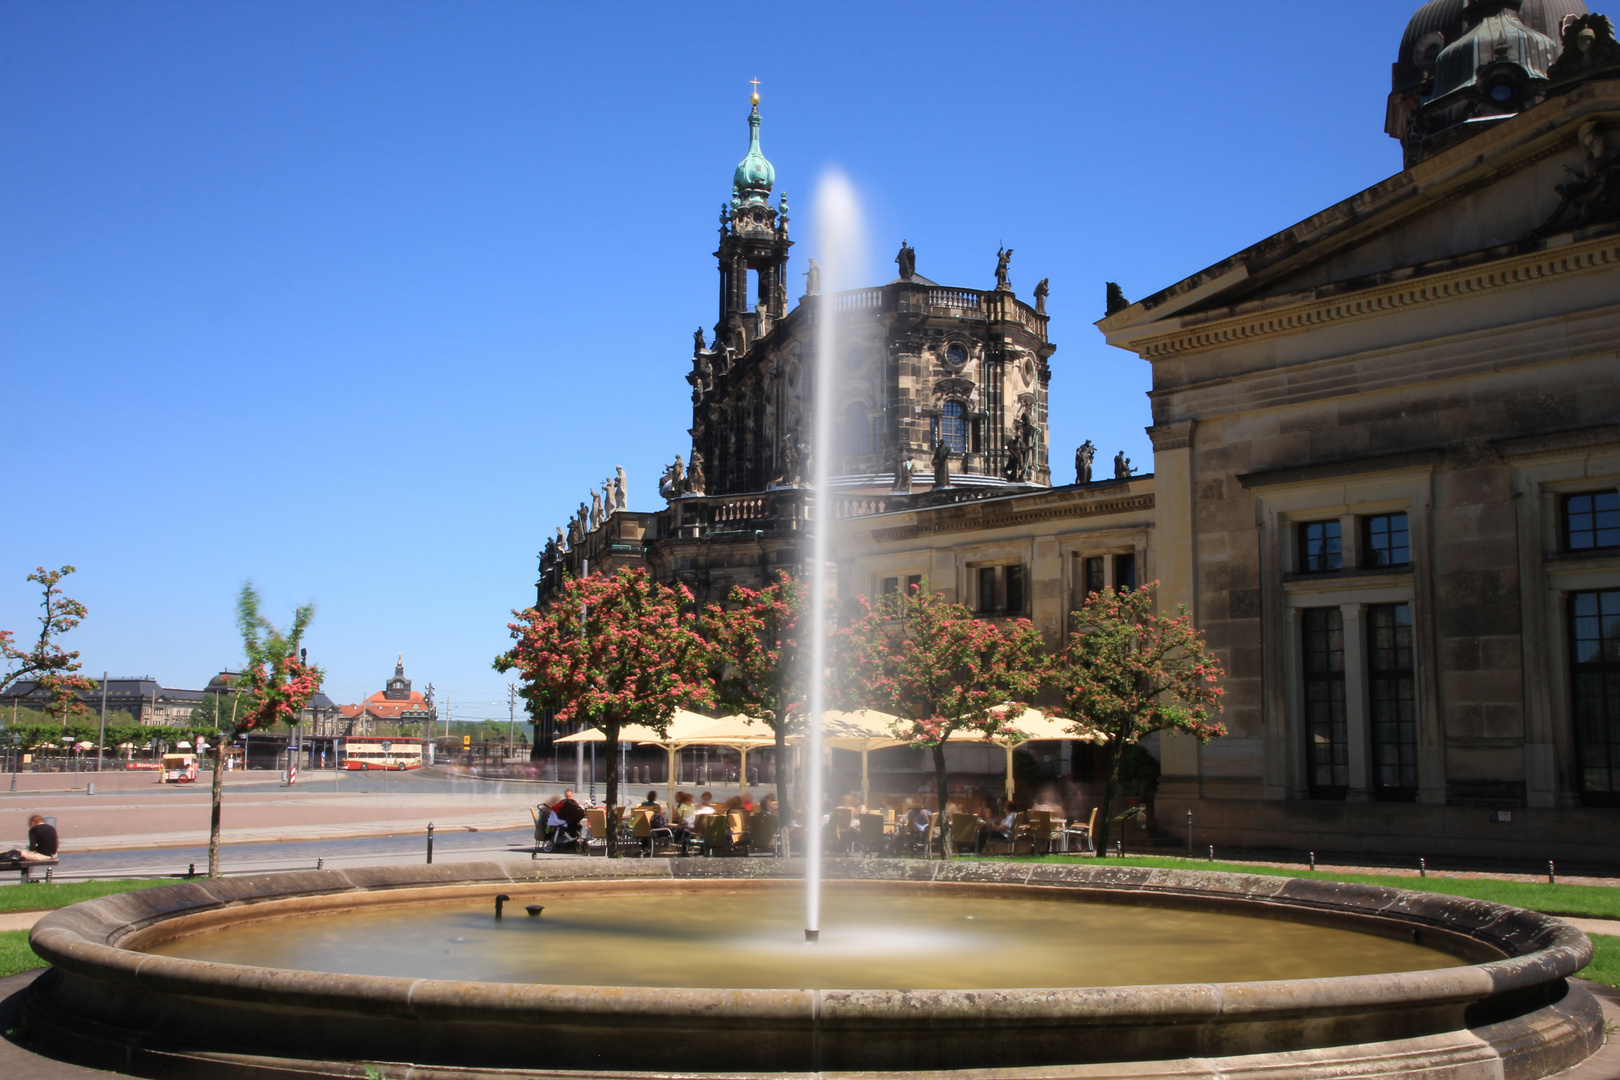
xmin=207 ymin=738 xmax=226 ymax=878
xmin=1093 ymin=748 xmax=1124 ymax=858
xmin=603 ymin=727 xmax=620 ymax=859
xmin=932 ymin=741 xmax=951 ymax=861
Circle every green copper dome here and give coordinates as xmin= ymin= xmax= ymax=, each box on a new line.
xmin=732 ymin=103 xmax=775 ymax=207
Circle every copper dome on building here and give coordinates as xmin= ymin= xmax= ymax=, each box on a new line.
xmin=1393 ymin=0 xmax=1589 ymax=94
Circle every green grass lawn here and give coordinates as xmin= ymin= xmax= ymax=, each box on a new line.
xmin=0 ymin=879 xmax=169 ymax=914
xmin=1002 ymin=854 xmax=1620 ymax=920
xmin=0 ymin=930 xmax=40 ymax=978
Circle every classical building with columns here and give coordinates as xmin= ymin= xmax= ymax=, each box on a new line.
xmin=538 ymin=0 xmax=1620 ymax=860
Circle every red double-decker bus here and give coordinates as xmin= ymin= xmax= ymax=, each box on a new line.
xmin=336 ymin=736 xmax=424 ymax=771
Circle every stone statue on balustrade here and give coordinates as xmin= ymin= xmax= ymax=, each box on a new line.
xmin=803 ymin=258 xmax=821 ymax=297
xmin=932 ymin=438 xmax=952 ymax=489
xmin=994 ymin=246 xmax=1013 ymax=291
xmin=686 ymin=451 xmax=707 ymax=495
xmin=1075 ymin=440 xmax=1095 ymax=484
xmin=778 ymin=431 xmax=805 ymax=486
xmin=892 ymin=452 xmax=913 ymax=494
xmin=555 ymin=525 xmax=567 ymax=554
xmin=589 ymin=490 xmax=603 ymax=530
xmin=602 ymin=480 xmax=616 ymax=520
xmin=693 ymin=327 xmax=706 ymax=356
xmin=540 ymin=537 xmax=556 ymax=574
xmin=895 ymin=241 xmax=915 ymax=281
xmin=1114 ymin=451 xmax=1136 ymax=480
xmin=1034 ymin=278 xmax=1049 ymax=315
xmin=658 ymin=455 xmax=686 ymax=500
xmin=614 ymin=466 xmax=627 ymax=511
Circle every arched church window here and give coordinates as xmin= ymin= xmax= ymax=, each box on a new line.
xmin=844 ymin=402 xmax=872 ymax=457
xmin=940 ymin=401 xmax=968 ymax=454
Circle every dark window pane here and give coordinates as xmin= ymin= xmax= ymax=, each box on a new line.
xmin=1302 ymin=607 xmax=1348 ymax=797
xmin=844 ymin=403 xmax=871 ymax=457
xmin=1571 ymin=589 xmax=1620 ymax=806
xmin=1005 ymin=565 xmax=1026 ymax=614
xmin=1368 ymin=604 xmax=1418 ymax=798
xmin=881 ymin=577 xmax=898 ymax=596
xmin=977 ymin=567 xmax=997 ymax=615
xmin=940 ymin=401 xmax=968 ymax=454
xmin=1085 ymin=556 xmax=1105 ymax=596
xmin=906 ymin=575 xmax=923 ymax=594
xmin=1565 ymin=491 xmax=1620 ymax=551
xmin=1363 ymin=513 xmax=1410 ymax=568
xmin=1299 ymin=520 xmax=1343 ymax=573
xmin=1114 ymin=553 xmax=1136 ymax=591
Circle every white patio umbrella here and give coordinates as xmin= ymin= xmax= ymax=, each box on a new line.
xmin=790 ymin=710 xmax=906 ymax=807
xmin=667 ymin=715 xmax=777 ymax=802
xmin=556 ymin=710 xmax=737 ymax=805
xmin=940 ymin=705 xmax=1107 ymax=800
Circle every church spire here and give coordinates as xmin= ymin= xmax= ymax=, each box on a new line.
xmin=732 ymin=85 xmax=775 ymax=208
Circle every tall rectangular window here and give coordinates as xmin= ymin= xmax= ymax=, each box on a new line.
xmin=1299 ymin=520 xmax=1343 ymax=573
xmin=1005 ymin=565 xmax=1026 ymax=614
xmin=1564 ymin=491 xmax=1620 ymax=552
xmin=1084 ymin=556 xmax=1105 ymax=597
xmin=1363 ymin=513 xmax=1411 ymax=568
xmin=1368 ymin=603 xmax=1417 ymax=799
xmin=881 ymin=577 xmax=899 ymax=596
xmin=905 ymin=574 xmax=923 ymax=594
xmin=1302 ymin=607 xmax=1348 ymax=798
xmin=1114 ymin=552 xmax=1136 ymax=591
xmin=1571 ymin=589 xmax=1620 ymax=806
xmin=977 ymin=567 xmax=998 ymax=615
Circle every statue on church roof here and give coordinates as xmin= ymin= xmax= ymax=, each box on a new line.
xmin=896 ymin=241 xmax=916 ymax=281
xmin=1105 ymin=282 xmax=1129 ymax=315
xmin=893 ymin=452 xmax=913 ymax=493
xmin=687 ymin=451 xmax=707 ymax=495
xmin=615 ymin=466 xmax=628 ymax=511
xmin=1114 ymin=451 xmax=1136 ymax=480
xmin=803 ymin=258 xmax=821 ymax=297
xmin=659 ymin=455 xmax=686 ymax=500
xmin=693 ymin=327 xmax=706 ymax=355
xmin=601 ymin=479 xmax=615 ymax=520
xmin=1076 ymin=440 xmax=1095 ymax=484
xmin=994 ymin=246 xmax=1013 ymax=291
xmin=1034 ymin=278 xmax=1050 ymax=315
xmin=555 ymin=525 xmax=567 ymax=553
xmin=589 ymin=489 xmax=603 ymax=530
xmin=932 ymin=437 xmax=952 ymax=489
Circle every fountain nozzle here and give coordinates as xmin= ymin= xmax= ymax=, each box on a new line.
xmin=804 ymin=929 xmax=819 ymax=943
xmin=494 ymin=894 xmax=511 ymax=919
xmin=526 ymin=905 xmax=544 ymax=917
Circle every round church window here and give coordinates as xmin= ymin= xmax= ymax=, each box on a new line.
xmin=944 ymin=342 xmax=968 ymax=369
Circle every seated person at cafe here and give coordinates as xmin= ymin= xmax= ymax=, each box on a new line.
xmin=693 ymin=791 xmax=717 ymax=816
xmin=755 ymin=793 xmax=777 ymax=816
xmin=3 ymin=814 xmax=58 ymax=864
xmin=547 ymin=790 xmax=588 ymax=844
xmin=638 ymin=791 xmax=666 ymax=828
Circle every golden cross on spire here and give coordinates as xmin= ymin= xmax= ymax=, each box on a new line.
xmin=749 ymin=77 xmax=761 ymax=105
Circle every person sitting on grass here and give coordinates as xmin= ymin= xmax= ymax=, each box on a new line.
xmin=2 ymin=814 xmax=58 ymax=864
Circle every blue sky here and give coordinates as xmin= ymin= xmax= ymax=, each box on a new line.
xmin=1 ymin=1 xmax=1425 ymax=716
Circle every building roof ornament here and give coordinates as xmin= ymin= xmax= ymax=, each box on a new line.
xmin=732 ymin=89 xmax=775 ymax=208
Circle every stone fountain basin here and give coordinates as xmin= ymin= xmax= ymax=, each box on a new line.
xmin=24 ymin=858 xmax=1604 ymax=1079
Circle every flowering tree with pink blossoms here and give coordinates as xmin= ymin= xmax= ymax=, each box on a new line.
xmin=835 ymin=582 xmax=1042 ymax=857
xmin=1049 ymin=582 xmax=1225 ymax=855
xmin=210 ymin=583 xmax=324 ymax=877
xmin=498 ymin=567 xmax=713 ymax=858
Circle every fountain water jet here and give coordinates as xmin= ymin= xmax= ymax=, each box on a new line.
xmin=806 ymin=170 xmax=865 ymax=943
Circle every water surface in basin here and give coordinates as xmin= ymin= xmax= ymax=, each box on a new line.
xmin=147 ymin=885 xmax=1465 ymax=990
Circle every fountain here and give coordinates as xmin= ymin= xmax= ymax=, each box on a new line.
xmin=22 ymin=858 xmax=1603 ymax=1077
xmin=804 ymin=169 xmax=864 ymax=944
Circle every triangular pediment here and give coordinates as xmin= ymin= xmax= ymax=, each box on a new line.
xmin=1101 ymin=80 xmax=1620 ymax=352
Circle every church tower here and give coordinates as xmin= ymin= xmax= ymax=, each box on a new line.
xmin=714 ymin=87 xmax=792 ymax=357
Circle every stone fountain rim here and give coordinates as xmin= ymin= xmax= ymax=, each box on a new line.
xmin=28 ymin=856 xmax=1592 ymax=1023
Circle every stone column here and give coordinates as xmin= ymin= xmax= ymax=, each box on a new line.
xmin=1341 ymin=603 xmax=1372 ymax=802
xmin=1146 ymin=419 xmax=1200 ymax=799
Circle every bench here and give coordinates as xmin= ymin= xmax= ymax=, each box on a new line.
xmin=1 ymin=857 xmax=59 ymax=882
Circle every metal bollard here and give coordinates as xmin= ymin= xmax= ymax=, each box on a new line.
xmin=1186 ymin=810 xmax=1193 ymax=860
xmin=1115 ymin=839 xmax=1122 ymax=859
xmin=316 ymin=858 xmax=323 ymax=871
xmin=87 ymin=782 xmax=95 ymax=795
xmin=45 ymin=867 xmax=52 ymax=883
xmin=1420 ymin=857 xmax=1427 ymax=878
xmin=187 ymin=863 xmax=195 ymax=878
xmin=1548 ymin=860 xmax=1556 ymax=885
xmin=1309 ymin=851 xmax=1316 ymax=871
xmin=426 ymin=822 xmax=435 ymax=865
xmin=1208 ymin=844 xmax=1214 ymax=862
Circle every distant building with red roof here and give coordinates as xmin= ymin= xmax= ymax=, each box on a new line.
xmin=327 ymin=656 xmax=436 ymax=736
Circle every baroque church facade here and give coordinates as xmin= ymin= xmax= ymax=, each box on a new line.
xmin=539 ymin=0 xmax=1620 ymax=863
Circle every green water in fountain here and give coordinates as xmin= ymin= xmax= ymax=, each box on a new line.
xmin=146 ymin=884 xmax=1463 ymax=990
